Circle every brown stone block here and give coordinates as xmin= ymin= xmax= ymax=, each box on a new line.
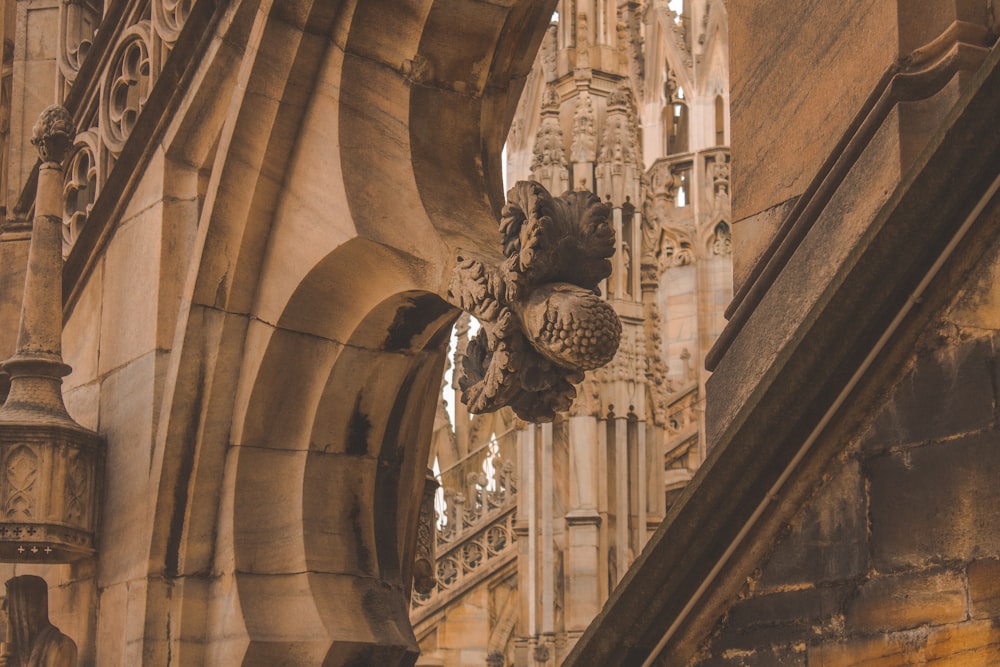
xmin=731 ymin=198 xmax=797 ymax=295
xmin=860 ymin=337 xmax=994 ymax=452
xmin=808 ymin=634 xmax=912 ymax=667
xmin=809 ymin=621 xmax=1000 ymax=666
xmin=846 ymin=569 xmax=967 ymax=634
xmin=759 ymin=460 xmax=866 ymax=589
xmin=923 ymin=620 xmax=1000 ymax=664
xmin=710 ymin=585 xmax=849 ymax=653
xmin=694 ymin=647 xmax=806 ymax=667
xmin=968 ymin=558 xmax=1000 ymax=620
xmin=868 ymin=433 xmax=1000 ymax=570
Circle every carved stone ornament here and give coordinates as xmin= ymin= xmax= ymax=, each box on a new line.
xmin=570 ymin=91 xmax=596 ymax=163
xmin=30 ymin=106 xmax=74 ymax=164
xmin=448 ymin=182 xmax=622 ymax=422
xmin=412 ymin=470 xmax=438 ymax=595
xmin=530 ymin=87 xmax=567 ymax=174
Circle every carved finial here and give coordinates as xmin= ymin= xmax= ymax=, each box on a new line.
xmin=31 ymin=105 xmax=74 ymax=163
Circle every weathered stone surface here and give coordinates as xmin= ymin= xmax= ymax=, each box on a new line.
xmin=868 ymin=432 xmax=1000 ymax=570
xmin=730 ymin=197 xmax=797 ymax=295
xmin=729 ymin=0 xmax=897 ymax=221
xmin=846 ymin=569 xmax=967 ymax=634
xmin=968 ymin=558 xmax=1000 ymax=620
xmin=808 ymin=621 xmax=1000 ymax=666
xmin=758 ymin=460 xmax=866 ymax=589
xmin=693 ymin=647 xmax=806 ymax=667
xmin=860 ymin=336 xmax=995 ymax=452
xmin=709 ymin=585 xmax=849 ymax=653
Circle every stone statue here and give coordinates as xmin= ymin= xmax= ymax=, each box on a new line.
xmin=447 ymin=181 xmax=621 ymax=422
xmin=0 ymin=576 xmax=77 ymax=667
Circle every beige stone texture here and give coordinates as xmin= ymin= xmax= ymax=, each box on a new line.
xmin=729 ymin=0 xmax=897 ymax=221
xmin=730 ymin=197 xmax=796 ymax=294
xmin=98 ymin=206 xmax=164 ymax=374
xmin=62 ymin=258 xmax=102 ymax=390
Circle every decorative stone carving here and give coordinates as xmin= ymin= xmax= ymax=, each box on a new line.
xmin=709 ymin=153 xmax=732 ymax=216
xmin=447 ymin=181 xmax=621 ymax=422
xmin=711 ymin=221 xmax=732 ymax=256
xmin=530 ymin=86 xmax=568 ymax=193
xmin=597 ymin=82 xmax=642 ymax=203
xmin=570 ymin=374 xmax=602 ymax=417
xmin=57 ymin=0 xmax=100 ymax=93
xmin=541 ymin=22 xmax=558 ymax=83
xmin=644 ymin=301 xmax=674 ymax=426
xmin=616 ymin=4 xmax=645 ymax=84
xmin=0 ymin=576 xmax=77 ymax=667
xmin=413 ymin=470 xmax=439 ymax=595
xmin=101 ymin=25 xmax=153 ymax=153
xmin=661 ymin=227 xmax=696 ymax=268
xmin=576 ymin=13 xmax=590 ymax=69
xmin=30 ymin=107 xmax=74 ymax=164
xmin=153 ymin=0 xmax=194 ymax=45
xmin=570 ymin=91 xmax=596 ymax=164
xmin=62 ymin=133 xmax=99 ymax=255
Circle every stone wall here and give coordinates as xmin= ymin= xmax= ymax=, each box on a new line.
xmin=690 ymin=239 xmax=1000 ymax=665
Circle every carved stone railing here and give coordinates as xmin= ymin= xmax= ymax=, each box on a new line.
xmin=411 ymin=432 xmax=518 ymax=618
xmin=411 ymin=507 xmax=517 ymax=620
xmin=47 ymin=0 xmax=197 ymax=254
xmin=663 ymin=383 xmax=696 ymax=436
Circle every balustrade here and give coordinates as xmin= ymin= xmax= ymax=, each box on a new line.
xmin=412 ymin=430 xmax=519 ymax=616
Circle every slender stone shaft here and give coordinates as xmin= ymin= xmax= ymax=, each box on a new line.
xmin=0 ymin=106 xmax=75 ymax=424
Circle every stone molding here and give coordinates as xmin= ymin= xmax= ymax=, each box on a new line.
xmin=708 ymin=20 xmax=996 ymax=371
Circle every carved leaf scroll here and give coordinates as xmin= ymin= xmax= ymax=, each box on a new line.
xmin=448 ymin=181 xmax=622 ymax=422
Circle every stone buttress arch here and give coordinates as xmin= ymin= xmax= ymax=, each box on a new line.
xmin=136 ymin=0 xmax=559 ymax=665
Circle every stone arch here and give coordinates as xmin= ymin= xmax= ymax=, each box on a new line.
xmin=228 ymin=242 xmax=458 ymax=664
xmin=130 ymin=0 xmax=559 ymax=664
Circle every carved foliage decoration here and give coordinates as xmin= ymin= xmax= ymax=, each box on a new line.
xmin=448 ymin=182 xmax=621 ymax=422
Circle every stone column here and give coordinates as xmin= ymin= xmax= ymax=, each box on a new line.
xmin=0 ymin=105 xmax=102 ymax=562
xmin=2 ymin=105 xmax=73 ymax=422
xmin=564 ymin=415 xmax=601 ymax=630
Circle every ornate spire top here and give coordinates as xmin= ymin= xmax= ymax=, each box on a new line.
xmin=30 ymin=105 xmax=74 ymax=164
